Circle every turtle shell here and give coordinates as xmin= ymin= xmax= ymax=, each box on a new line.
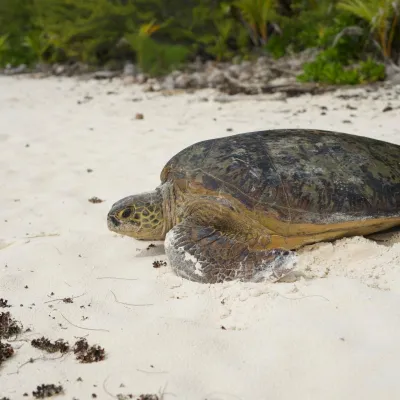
xmin=160 ymin=129 xmax=400 ymax=225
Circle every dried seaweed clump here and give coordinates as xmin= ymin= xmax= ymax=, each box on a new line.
xmin=117 ymin=395 xmax=159 ymax=400
xmin=88 ymin=197 xmax=104 ymax=204
xmin=152 ymin=260 xmax=167 ymax=268
xmin=0 ymin=298 xmax=11 ymax=308
xmin=32 ymin=384 xmax=63 ymax=398
xmin=0 ymin=312 xmax=22 ymax=339
xmin=29 ymin=336 xmax=105 ymax=363
xmin=0 ymin=341 xmax=14 ymax=365
xmin=31 ymin=337 xmax=70 ymax=354
xmin=73 ymin=338 xmax=105 ymax=363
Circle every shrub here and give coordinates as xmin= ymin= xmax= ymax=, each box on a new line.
xmin=265 ymin=1 xmax=368 ymax=59
xmin=126 ymin=33 xmax=190 ymax=76
xmin=0 ymin=0 xmax=36 ymax=66
xmin=32 ymin=0 xmax=138 ymax=64
xmin=235 ymin=0 xmax=278 ymax=46
xmin=0 ymin=0 xmax=396 ymax=80
xmin=297 ymin=48 xmax=385 ymax=84
xmin=338 ymin=0 xmax=400 ymax=60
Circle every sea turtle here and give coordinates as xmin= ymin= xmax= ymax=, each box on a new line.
xmin=107 ymin=129 xmax=400 ymax=283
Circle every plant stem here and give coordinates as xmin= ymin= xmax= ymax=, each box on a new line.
xmin=387 ymin=13 xmax=398 ymax=59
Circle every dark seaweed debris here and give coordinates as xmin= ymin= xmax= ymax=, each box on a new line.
xmin=0 ymin=299 xmax=11 ymax=308
xmin=152 ymin=260 xmax=167 ymax=268
xmin=30 ymin=337 xmax=105 ymax=362
xmin=73 ymin=338 xmax=105 ymax=363
xmin=31 ymin=337 xmax=70 ymax=354
xmin=88 ymin=196 xmax=104 ymax=204
xmin=62 ymin=297 xmax=73 ymax=303
xmin=32 ymin=384 xmax=63 ymax=398
xmin=0 ymin=341 xmax=14 ymax=365
xmin=0 ymin=312 xmax=22 ymax=339
xmin=117 ymin=395 xmax=160 ymax=400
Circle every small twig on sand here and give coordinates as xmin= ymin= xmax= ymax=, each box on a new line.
xmin=276 ymin=293 xmax=330 ymax=302
xmin=59 ymin=312 xmax=110 ymax=332
xmin=103 ymin=377 xmax=171 ymax=400
xmin=102 ymin=375 xmax=116 ymax=399
xmin=203 ymin=392 xmax=242 ymax=400
xmin=6 ymin=332 xmax=37 ymax=343
xmin=136 ymin=368 xmax=168 ymax=374
xmin=110 ymin=291 xmax=153 ymax=307
xmin=97 ymin=277 xmax=138 ymax=281
xmin=7 ymin=354 xmax=65 ymax=375
xmin=25 ymin=233 xmax=60 ymax=239
xmin=44 ymin=292 xmax=86 ymax=304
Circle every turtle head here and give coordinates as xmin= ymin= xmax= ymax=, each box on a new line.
xmin=107 ymin=190 xmax=165 ymax=240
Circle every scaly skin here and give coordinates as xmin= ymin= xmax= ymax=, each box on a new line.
xmin=107 ymin=189 xmax=165 ymax=240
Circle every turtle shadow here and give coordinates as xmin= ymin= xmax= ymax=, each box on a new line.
xmin=365 ymin=226 xmax=400 ymax=247
xmin=135 ymin=242 xmax=166 ymax=257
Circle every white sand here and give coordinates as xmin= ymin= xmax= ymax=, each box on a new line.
xmin=1 ymin=76 xmax=400 ymax=400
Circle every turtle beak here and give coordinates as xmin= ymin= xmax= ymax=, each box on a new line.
xmin=107 ymin=196 xmax=132 ymax=231
xmin=107 ymin=211 xmax=120 ymax=231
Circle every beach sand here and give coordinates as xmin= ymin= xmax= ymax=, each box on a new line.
xmin=1 ymin=76 xmax=400 ymax=399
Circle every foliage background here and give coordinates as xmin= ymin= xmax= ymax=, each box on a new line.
xmin=0 ymin=0 xmax=398 ymax=83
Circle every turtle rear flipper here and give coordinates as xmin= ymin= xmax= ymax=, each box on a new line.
xmin=164 ymin=222 xmax=297 ymax=284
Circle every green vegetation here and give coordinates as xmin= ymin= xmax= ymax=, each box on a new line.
xmin=0 ymin=0 xmax=398 ymax=84
xmin=297 ymin=48 xmax=386 ymax=84
xmin=338 ymin=0 xmax=399 ymax=59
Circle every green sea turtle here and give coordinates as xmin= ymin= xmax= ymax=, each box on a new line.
xmin=107 ymin=129 xmax=400 ymax=283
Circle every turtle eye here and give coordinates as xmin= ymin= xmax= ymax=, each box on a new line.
xmin=121 ymin=208 xmax=132 ymax=219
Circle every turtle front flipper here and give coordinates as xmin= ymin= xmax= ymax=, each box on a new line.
xmin=164 ymin=222 xmax=297 ymax=283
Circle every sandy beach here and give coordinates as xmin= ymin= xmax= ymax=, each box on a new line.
xmin=1 ymin=75 xmax=400 ymax=400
